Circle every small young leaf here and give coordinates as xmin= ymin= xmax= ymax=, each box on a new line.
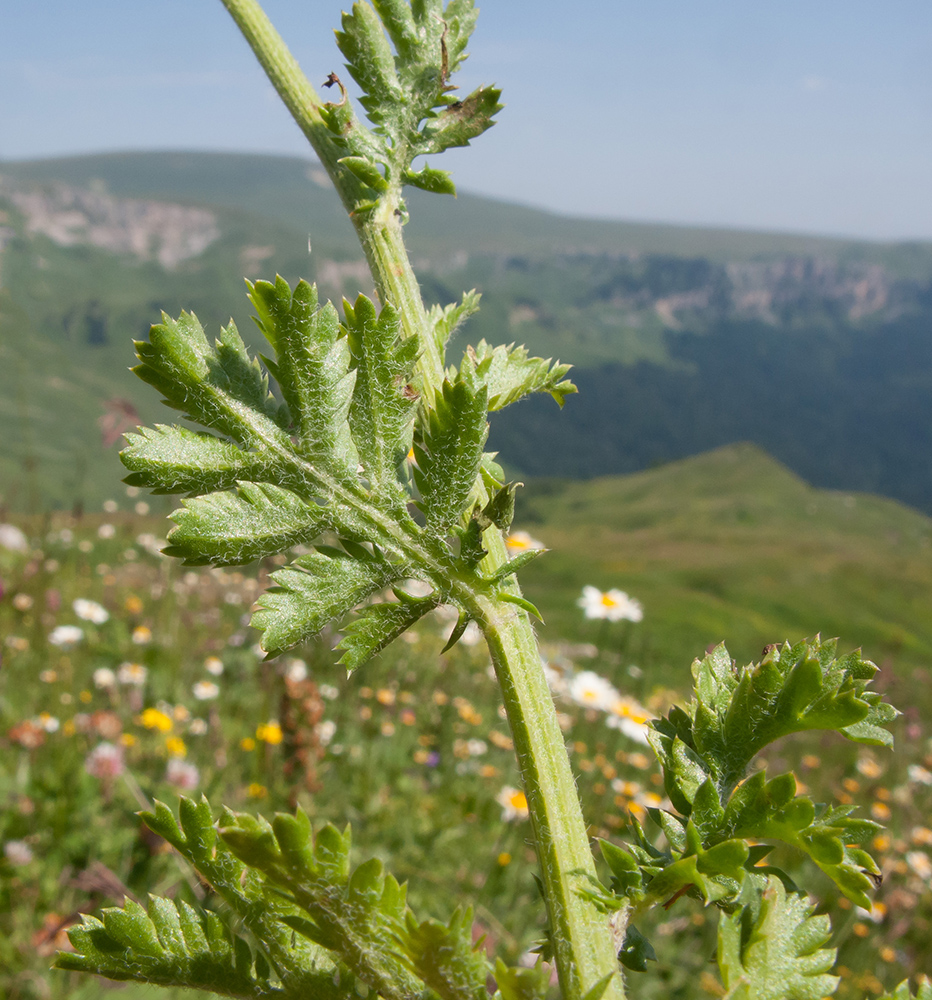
xmin=403 ymin=165 xmax=457 ymax=196
xmin=412 ymin=371 xmax=489 ymax=535
xmin=618 ymin=925 xmax=657 ymax=973
xmin=419 ymin=85 xmax=504 ymax=154
xmin=337 ymin=594 xmax=441 ymax=671
xmin=462 ymin=340 xmax=576 ymax=411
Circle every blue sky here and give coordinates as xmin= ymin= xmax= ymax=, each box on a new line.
xmin=3 ymin=1 xmax=932 ymax=240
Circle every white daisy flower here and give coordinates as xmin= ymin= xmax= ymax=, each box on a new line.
xmin=567 ymin=670 xmax=620 ymax=712
xmin=577 ymin=586 xmax=644 ymax=622
xmin=49 ymin=625 xmax=84 ymax=649
xmin=73 ymin=598 xmax=110 ymax=624
xmin=193 ymin=680 xmax=220 ymax=701
xmin=496 ymin=785 xmax=529 ymax=821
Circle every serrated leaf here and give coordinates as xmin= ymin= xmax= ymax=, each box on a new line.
xmin=717 ymin=876 xmax=839 ymax=1000
xmin=429 ymin=291 xmax=481 ymax=357
xmin=337 ymin=594 xmax=441 ymax=671
xmin=164 ymin=482 xmax=328 ymax=566
xmin=403 ymin=165 xmax=457 ymax=195
xmin=248 ymin=277 xmax=358 ymax=479
xmin=462 ymin=340 xmax=576 ymax=411
xmin=253 ymin=546 xmax=398 ymax=656
xmin=335 ymin=1 xmax=403 ymax=124
xmin=419 ymin=85 xmax=504 ymax=154
xmin=399 ymin=907 xmax=491 ymax=1000
xmin=55 ymin=897 xmax=291 ymax=998
xmin=412 ymin=371 xmax=489 ymax=535
xmin=133 ymin=312 xmax=285 ymax=448
xmin=343 ymin=294 xmax=420 ymax=499
xmin=121 ymin=424 xmax=267 ymax=495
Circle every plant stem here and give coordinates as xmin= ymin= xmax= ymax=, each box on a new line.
xmin=220 ymin=2 xmax=624 ymax=996
xmin=473 ymin=590 xmax=625 ymax=1000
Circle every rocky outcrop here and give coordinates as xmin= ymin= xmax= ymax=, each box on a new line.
xmin=0 ymin=176 xmax=219 ymax=269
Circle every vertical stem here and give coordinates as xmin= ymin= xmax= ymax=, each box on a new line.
xmin=219 ymin=2 xmax=624 ymax=997
xmin=473 ymin=593 xmax=625 ymax=1000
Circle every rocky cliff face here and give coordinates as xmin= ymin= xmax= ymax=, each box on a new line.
xmin=0 ymin=176 xmax=220 ymax=270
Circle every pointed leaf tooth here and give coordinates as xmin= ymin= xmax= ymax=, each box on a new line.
xmin=337 ymin=595 xmax=441 ymax=671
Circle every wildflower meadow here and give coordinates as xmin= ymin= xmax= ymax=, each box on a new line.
xmin=2 ymin=2 xmax=931 ymax=999
xmin=1 ymin=508 xmax=931 ymax=999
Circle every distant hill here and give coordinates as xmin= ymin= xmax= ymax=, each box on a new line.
xmin=515 ymin=443 xmax=932 ymax=683
xmin=1 ymin=151 xmax=931 ymax=513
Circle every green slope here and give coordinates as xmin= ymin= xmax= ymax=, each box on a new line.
xmin=516 ymin=443 xmax=932 ymax=684
xmin=7 ymin=151 xmax=932 ymax=274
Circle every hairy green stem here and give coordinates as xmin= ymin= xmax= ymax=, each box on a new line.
xmin=219 ymin=0 xmax=443 ymax=396
xmin=220 ymin=2 xmax=624 ymax=997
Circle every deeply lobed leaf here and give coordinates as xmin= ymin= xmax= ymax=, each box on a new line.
xmin=717 ymin=876 xmax=839 ymax=1000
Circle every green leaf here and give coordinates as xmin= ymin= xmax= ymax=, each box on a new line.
xmin=56 ymin=897 xmax=297 ymax=998
xmin=618 ymin=925 xmax=657 ymax=972
xmin=164 ymin=482 xmax=327 ymax=566
xmin=335 ymin=1 xmax=403 ymax=126
xmin=461 ymin=340 xmax=576 ymax=411
xmin=339 ymin=155 xmax=390 ymax=191
xmin=657 ymin=638 xmax=898 ymax=799
xmin=496 ymin=592 xmax=544 ymax=622
xmin=429 ymin=291 xmax=481 ymax=357
xmin=412 ymin=370 xmax=489 ymax=535
xmin=253 ymin=545 xmax=398 ymax=656
xmin=403 ymin=165 xmax=457 ymax=196
xmin=248 ymin=277 xmax=358 ymax=479
xmin=398 ymin=907 xmax=492 ymax=1000
xmin=121 ymin=424 xmax=267 ymax=495
xmin=337 ymin=593 xmax=441 ymax=671
xmin=343 ymin=294 xmax=420 ymax=500
xmin=717 ymin=876 xmax=839 ymax=1000
xmin=441 ymin=611 xmax=473 ymax=653
xmin=133 ymin=311 xmax=285 ymax=448
xmin=419 ymin=85 xmax=504 ymax=154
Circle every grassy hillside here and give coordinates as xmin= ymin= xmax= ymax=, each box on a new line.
xmin=7 ymin=151 xmax=932 ymax=274
xmin=516 ymin=443 xmax=932 ymax=687
xmin=2 ymin=151 xmax=932 ymax=514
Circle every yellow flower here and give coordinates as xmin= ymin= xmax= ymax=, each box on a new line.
xmin=119 ymin=733 xmax=137 ymax=747
xmin=256 ymin=722 xmax=283 ymax=745
xmin=124 ymin=595 xmax=144 ymax=614
xmin=248 ymin=783 xmax=268 ymax=799
xmin=496 ymin=786 xmax=529 ymax=821
xmin=240 ymin=737 xmax=256 ymax=751
xmin=165 ymin=736 xmax=187 ymax=757
xmin=505 ymin=530 xmax=545 ymax=554
xmin=131 ymin=625 xmax=153 ymax=645
xmin=79 ymin=690 xmax=93 ymax=704
xmin=497 ymin=852 xmax=512 ymax=866
xmin=138 ymin=708 xmax=173 ymax=733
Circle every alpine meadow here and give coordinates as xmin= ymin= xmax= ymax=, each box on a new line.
xmin=1 ymin=3 xmax=931 ymax=1000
